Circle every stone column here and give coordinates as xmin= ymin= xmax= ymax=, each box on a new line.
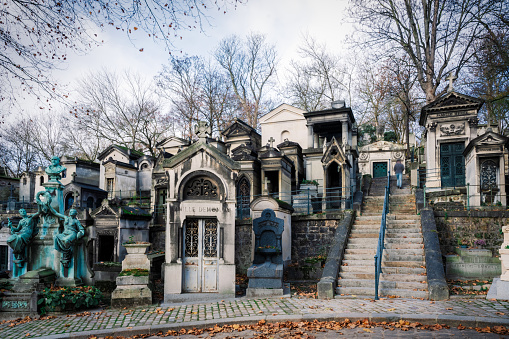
xmin=314 ymin=133 xmax=319 ymax=149
xmin=307 ymin=125 xmax=314 ymax=149
xmin=341 ymin=120 xmax=348 ymax=146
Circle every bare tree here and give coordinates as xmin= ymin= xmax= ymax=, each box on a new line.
xmin=356 ymin=62 xmax=391 ymax=131
xmin=215 ymin=33 xmax=278 ymax=128
xmin=349 ymin=0 xmax=503 ymax=103
xmin=0 ymin=0 xmax=237 ymax=111
xmin=157 ymin=56 xmax=205 ymax=137
xmin=157 ymin=56 xmax=238 ymax=138
xmin=0 ymin=117 xmax=43 ymax=177
xmin=285 ymin=35 xmax=352 ymax=111
xmin=72 ymin=69 xmax=169 ymax=157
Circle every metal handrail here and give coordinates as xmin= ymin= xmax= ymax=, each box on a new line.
xmin=374 ymin=170 xmax=390 ymax=300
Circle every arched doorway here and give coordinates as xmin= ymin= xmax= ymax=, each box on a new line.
xmin=65 ymin=193 xmax=74 ymax=211
xmin=326 ymin=162 xmax=342 ymax=209
xmin=86 ymin=197 xmax=94 ymax=209
xmin=181 ymin=175 xmax=221 ymax=293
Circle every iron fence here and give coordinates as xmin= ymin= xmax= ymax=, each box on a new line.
xmin=374 ymin=169 xmax=390 ymax=300
xmin=236 ymin=185 xmax=356 ymax=219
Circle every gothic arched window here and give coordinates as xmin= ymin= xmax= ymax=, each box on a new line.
xmin=236 ymin=177 xmax=250 ymax=219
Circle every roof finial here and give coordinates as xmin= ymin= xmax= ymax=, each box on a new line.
xmin=446 ymin=73 xmax=457 ymax=93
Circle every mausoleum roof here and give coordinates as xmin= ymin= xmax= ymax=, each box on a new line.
xmin=419 ymin=91 xmax=484 ymax=126
xmin=463 ymin=128 xmax=509 ymax=156
xmin=97 ymin=145 xmax=145 ymax=161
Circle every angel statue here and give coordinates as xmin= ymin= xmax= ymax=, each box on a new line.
xmin=7 ymin=209 xmax=40 ymax=267
xmin=50 ymin=206 xmax=85 ymax=268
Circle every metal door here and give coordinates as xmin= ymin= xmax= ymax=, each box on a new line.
xmin=373 ymin=162 xmax=388 ymax=178
xmin=183 ymin=218 xmax=218 ymax=292
xmin=440 ymin=143 xmax=465 ymax=187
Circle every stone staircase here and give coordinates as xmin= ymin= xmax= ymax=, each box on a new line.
xmin=336 ymin=175 xmax=429 ymax=299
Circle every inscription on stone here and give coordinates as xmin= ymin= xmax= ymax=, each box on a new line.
xmin=178 ymin=206 xmax=220 ymax=213
xmin=476 ymin=146 xmax=501 ymax=153
xmin=2 ymin=300 xmax=29 ymax=309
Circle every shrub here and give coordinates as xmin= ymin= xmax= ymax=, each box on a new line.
xmin=38 ymin=286 xmax=102 ymax=315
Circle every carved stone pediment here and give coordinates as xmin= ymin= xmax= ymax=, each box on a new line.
xmin=440 ymin=123 xmax=465 ymax=136
xmin=322 ymin=136 xmax=349 ymax=168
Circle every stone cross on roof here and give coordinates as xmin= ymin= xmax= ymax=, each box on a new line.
xmin=195 ymin=121 xmax=212 ymax=141
xmin=268 ymin=137 xmax=275 ymax=148
xmin=447 ymin=73 xmax=457 ymax=92
xmin=71 ymin=172 xmax=77 ymax=182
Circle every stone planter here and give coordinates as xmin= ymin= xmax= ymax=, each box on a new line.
xmin=500 ymin=249 xmax=509 ymax=281
xmin=121 ymin=243 xmax=150 ymax=271
xmin=501 ymin=226 xmax=509 ymax=281
xmin=123 ymin=243 xmax=150 ymax=254
xmin=300 ymin=184 xmax=318 ymax=194
xmin=112 ymin=242 xmax=152 ymax=308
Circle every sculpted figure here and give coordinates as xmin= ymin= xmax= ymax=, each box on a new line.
xmin=51 ymin=207 xmax=85 ymax=268
xmin=45 ymin=156 xmax=66 ymax=181
xmin=7 ymin=209 xmax=40 ymax=267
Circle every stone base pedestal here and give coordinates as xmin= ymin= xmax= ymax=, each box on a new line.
xmin=111 ymin=275 xmax=152 ymax=308
xmin=13 ymin=268 xmax=56 ymax=293
xmin=246 ymin=262 xmax=284 ymax=297
xmin=487 ymin=278 xmax=509 ymax=300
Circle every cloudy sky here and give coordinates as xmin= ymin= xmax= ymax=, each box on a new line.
xmin=49 ymin=0 xmax=353 ymax=105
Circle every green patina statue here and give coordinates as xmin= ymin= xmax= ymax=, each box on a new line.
xmin=6 ymin=209 xmax=40 ymax=268
xmin=50 ymin=207 xmax=85 ymax=268
xmin=45 ymin=156 xmax=66 ymax=182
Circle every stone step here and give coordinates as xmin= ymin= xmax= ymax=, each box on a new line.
xmin=344 ymin=248 xmax=424 ymax=256
xmin=339 ymin=272 xmax=426 ymax=282
xmin=337 ymin=279 xmax=427 ymax=290
xmin=343 ymin=253 xmax=424 ymax=261
xmin=351 ymin=228 xmax=421 ymax=234
xmin=348 ymin=243 xmax=424 ymax=250
xmin=335 ymin=287 xmax=429 ymax=299
xmin=342 ymin=258 xmax=424 ymax=267
xmin=350 ymin=232 xmax=422 ymax=239
xmin=347 ymin=237 xmax=423 ymax=244
xmin=340 ymin=265 xmax=426 ymax=275
xmin=383 ymin=260 xmax=425 ymax=268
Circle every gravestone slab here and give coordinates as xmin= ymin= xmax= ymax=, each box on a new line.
xmin=247 ymin=209 xmax=287 ymax=297
xmin=446 ymin=248 xmax=501 ymax=279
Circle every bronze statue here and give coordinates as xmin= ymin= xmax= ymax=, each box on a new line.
xmin=45 ymin=156 xmax=66 ymax=182
xmin=51 ymin=207 xmax=85 ymax=268
xmin=6 ymin=209 xmax=40 ymax=268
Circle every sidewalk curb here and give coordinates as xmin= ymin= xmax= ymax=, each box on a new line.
xmin=40 ymin=312 xmax=509 ymax=339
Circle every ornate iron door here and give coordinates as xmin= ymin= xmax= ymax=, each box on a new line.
xmin=373 ymin=162 xmax=388 ymax=178
xmin=440 ymin=143 xmax=465 ymax=188
xmin=183 ymin=218 xmax=218 ymax=292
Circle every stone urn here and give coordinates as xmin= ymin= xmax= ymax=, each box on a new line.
xmin=500 ymin=226 xmax=509 ymax=281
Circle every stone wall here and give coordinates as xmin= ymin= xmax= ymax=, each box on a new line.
xmin=234 ymin=212 xmax=346 ymax=277
xmin=149 ymin=226 xmax=165 ymax=252
xmin=235 ymin=219 xmax=253 ymax=275
xmin=434 ymin=210 xmax=507 ymax=255
xmin=291 ymin=213 xmax=345 ymax=262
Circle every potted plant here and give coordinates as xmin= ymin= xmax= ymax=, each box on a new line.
xmin=474 ymin=239 xmax=486 ymax=249
xmin=122 ymin=236 xmax=150 ymax=255
xmin=459 ymin=239 xmax=470 ymax=248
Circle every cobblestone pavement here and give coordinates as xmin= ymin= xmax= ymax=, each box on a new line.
xmin=0 ymin=297 xmax=508 ymax=339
